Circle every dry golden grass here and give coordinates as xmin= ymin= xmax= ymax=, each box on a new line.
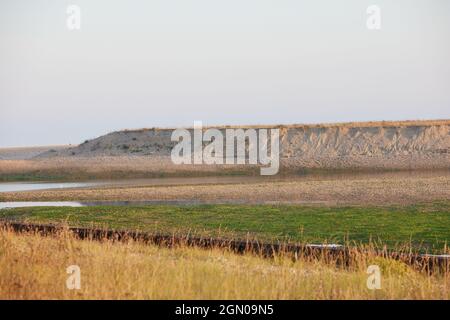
xmin=123 ymin=119 xmax=450 ymax=131
xmin=0 ymin=228 xmax=448 ymax=300
xmin=0 ymin=157 xmax=208 ymax=175
xmin=0 ymin=157 xmax=256 ymax=182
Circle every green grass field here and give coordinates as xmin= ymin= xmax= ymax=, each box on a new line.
xmin=1 ymin=202 xmax=449 ymax=252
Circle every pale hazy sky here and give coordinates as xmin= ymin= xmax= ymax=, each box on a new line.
xmin=1 ymin=0 xmax=449 ymax=147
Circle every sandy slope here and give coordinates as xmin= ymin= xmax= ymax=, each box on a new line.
xmin=35 ymin=120 xmax=450 ymax=170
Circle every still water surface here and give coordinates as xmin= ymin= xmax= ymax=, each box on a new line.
xmin=0 ymin=182 xmax=99 ymax=193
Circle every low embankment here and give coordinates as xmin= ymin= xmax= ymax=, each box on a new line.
xmin=1 ymin=120 xmax=448 ymax=181
xmin=41 ymin=120 xmax=450 ymax=170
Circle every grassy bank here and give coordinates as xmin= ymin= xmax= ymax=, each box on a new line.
xmin=1 ymin=202 xmax=449 ymax=251
xmin=0 ymin=228 xmax=448 ymax=300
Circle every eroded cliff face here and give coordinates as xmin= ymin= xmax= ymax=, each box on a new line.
xmin=39 ymin=121 xmax=450 ymax=170
xmin=282 ymin=125 xmax=448 ymax=156
xmin=279 ymin=124 xmax=450 ymax=169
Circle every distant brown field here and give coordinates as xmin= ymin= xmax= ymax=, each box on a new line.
xmin=0 ymin=156 xmax=257 ymax=181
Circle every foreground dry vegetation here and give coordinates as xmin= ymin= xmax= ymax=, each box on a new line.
xmin=0 ymin=228 xmax=448 ymax=300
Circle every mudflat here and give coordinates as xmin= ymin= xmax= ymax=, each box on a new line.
xmin=1 ymin=170 xmax=448 ymax=205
